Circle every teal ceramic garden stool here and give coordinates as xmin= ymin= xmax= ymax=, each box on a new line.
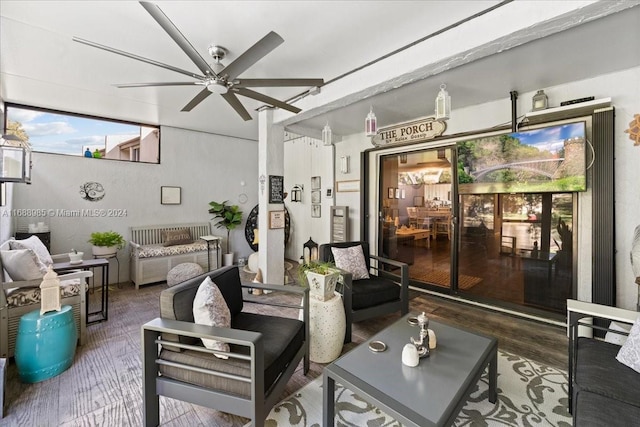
xmin=14 ymin=305 xmax=77 ymax=383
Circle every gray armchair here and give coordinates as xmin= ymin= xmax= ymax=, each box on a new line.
xmin=142 ymin=265 xmax=309 ymax=427
xmin=319 ymin=241 xmax=409 ymax=343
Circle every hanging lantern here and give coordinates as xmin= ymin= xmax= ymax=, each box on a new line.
xmin=303 ymin=237 xmax=318 ymax=264
xmin=365 ymin=107 xmax=377 ymax=137
xmin=434 ymin=84 xmax=451 ymax=121
xmin=322 ymin=123 xmax=332 ymax=146
xmin=0 ymin=134 xmax=32 ymax=183
xmin=532 ymin=90 xmax=549 ymax=111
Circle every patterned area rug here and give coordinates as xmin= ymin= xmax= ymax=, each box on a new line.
xmin=250 ymin=350 xmax=571 ymax=427
xmin=412 ymin=269 xmax=482 ymax=290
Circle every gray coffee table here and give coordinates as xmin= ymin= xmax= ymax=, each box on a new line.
xmin=323 ymin=313 xmax=497 ymax=427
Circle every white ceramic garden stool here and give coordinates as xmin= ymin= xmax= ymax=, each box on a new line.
xmin=302 ymin=293 xmax=346 ymax=363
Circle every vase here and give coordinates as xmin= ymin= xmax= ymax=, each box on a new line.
xmin=92 ymin=245 xmax=118 ymax=257
xmin=223 ymin=253 xmax=234 ymax=266
xmin=68 ymin=252 xmax=84 ymax=264
xmin=305 ymin=271 xmax=339 ymax=302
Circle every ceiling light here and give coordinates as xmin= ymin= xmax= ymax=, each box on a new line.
xmin=365 ymin=107 xmax=377 ymax=137
xmin=322 ymin=123 xmax=333 ymax=146
xmin=207 ymin=81 xmax=228 ymax=94
xmin=435 ymin=84 xmax=451 ymax=121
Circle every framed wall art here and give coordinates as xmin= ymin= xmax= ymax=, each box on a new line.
xmin=336 ymin=180 xmax=359 ymax=192
xmin=269 ymin=210 xmax=286 ymax=229
xmin=311 ymin=176 xmax=321 ymax=190
xmin=161 ymin=186 xmax=181 ymax=205
xmin=311 ymin=204 xmax=321 ymax=218
xmin=311 ymin=190 xmax=321 ymax=204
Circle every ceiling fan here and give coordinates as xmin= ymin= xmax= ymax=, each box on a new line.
xmin=72 ymin=1 xmax=324 ymax=121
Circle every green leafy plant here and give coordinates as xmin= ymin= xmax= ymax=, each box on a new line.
xmin=208 ymin=200 xmax=243 ymax=254
xmin=297 ymin=260 xmax=337 ymax=286
xmin=88 ymin=231 xmax=125 ymax=249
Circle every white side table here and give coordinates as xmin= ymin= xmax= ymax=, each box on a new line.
xmin=306 ymin=293 xmax=346 ymax=363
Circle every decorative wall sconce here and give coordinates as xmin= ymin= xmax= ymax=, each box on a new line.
xmin=365 ymin=107 xmax=377 ymax=137
xmin=340 ymin=156 xmax=350 ymax=174
xmin=322 ymin=123 xmax=333 ymax=146
xmin=399 ymin=154 xmax=407 ymax=164
xmin=532 ymin=90 xmax=549 ymax=111
xmin=291 ymin=184 xmax=303 ymax=202
xmin=434 ymin=84 xmax=451 ymax=121
xmin=0 ymin=134 xmax=32 ymax=183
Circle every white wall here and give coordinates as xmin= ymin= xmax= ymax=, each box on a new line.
xmin=10 ymin=126 xmax=258 ymax=283
xmin=286 ymin=65 xmax=640 ymax=310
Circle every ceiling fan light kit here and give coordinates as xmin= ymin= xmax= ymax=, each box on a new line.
xmin=73 ymin=1 xmax=323 ymax=121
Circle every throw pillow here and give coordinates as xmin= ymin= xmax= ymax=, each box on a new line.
xmin=0 ymin=248 xmax=48 ymax=280
xmin=193 ymin=276 xmax=231 ymax=359
xmin=616 ymin=315 xmax=640 ymax=373
xmin=9 ymin=235 xmax=53 ymax=266
xmin=162 ymin=228 xmax=193 ymax=247
xmin=331 ymin=245 xmax=370 ymax=280
xmin=605 ymin=321 xmax=633 ymax=345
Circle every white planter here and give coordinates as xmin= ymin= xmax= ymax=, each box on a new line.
xmin=305 ymin=271 xmax=339 ymax=302
xmin=68 ymin=252 xmax=84 ymax=264
xmin=92 ymin=245 xmax=118 ymax=257
xmin=223 ymin=253 xmax=235 ymax=266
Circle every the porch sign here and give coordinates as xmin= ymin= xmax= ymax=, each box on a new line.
xmin=371 ymin=116 xmax=446 ymax=146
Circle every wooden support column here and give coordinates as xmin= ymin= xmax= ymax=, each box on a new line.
xmin=258 ymin=109 xmax=285 ymax=285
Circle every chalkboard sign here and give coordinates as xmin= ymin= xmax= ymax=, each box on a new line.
xmin=269 ymin=175 xmax=284 ymax=204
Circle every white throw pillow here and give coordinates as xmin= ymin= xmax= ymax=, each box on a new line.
xmin=193 ymin=276 xmax=231 ymax=359
xmin=10 ymin=236 xmax=53 ymax=266
xmin=331 ymin=245 xmax=370 ymax=280
xmin=605 ymin=321 xmax=632 ymax=345
xmin=616 ymin=315 xmax=640 ymax=373
xmin=0 ymin=249 xmax=48 ymax=281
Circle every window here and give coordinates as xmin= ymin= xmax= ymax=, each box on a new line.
xmin=4 ymin=103 xmax=160 ymax=164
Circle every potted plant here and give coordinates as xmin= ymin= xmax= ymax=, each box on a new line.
xmin=88 ymin=231 xmax=125 ymax=257
xmin=208 ymin=200 xmax=243 ymax=266
xmin=298 ymin=261 xmax=339 ymax=301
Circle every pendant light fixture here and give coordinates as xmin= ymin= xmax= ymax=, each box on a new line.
xmin=434 ymin=84 xmax=451 ymax=121
xmin=322 ymin=122 xmax=332 ymax=146
xmin=365 ymin=107 xmax=377 ymax=137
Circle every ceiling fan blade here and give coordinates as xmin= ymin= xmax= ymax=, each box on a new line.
xmin=73 ymin=37 xmax=205 ymax=80
xmin=139 ymin=1 xmax=217 ymax=77
xmin=221 ymin=92 xmax=253 ymax=121
xmin=116 ymin=82 xmax=203 ymax=88
xmin=220 ymin=31 xmax=284 ymax=81
xmin=181 ymin=88 xmax=213 ymax=112
xmin=234 ymin=88 xmax=301 ymax=114
xmin=235 ymin=78 xmax=324 ymax=88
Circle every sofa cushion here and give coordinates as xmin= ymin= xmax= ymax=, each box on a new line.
xmin=135 ymin=242 xmax=207 ymax=258
xmin=575 ymin=337 xmax=640 ymax=408
xmin=162 ymin=228 xmax=194 ymax=247
xmin=331 ymin=245 xmax=370 ymax=280
xmin=0 ymin=248 xmax=47 ymax=280
xmin=351 ymin=275 xmax=400 ymax=310
xmin=193 ymin=276 xmax=231 ymax=358
xmin=9 ymin=235 xmax=53 ymax=266
xmin=158 ymin=312 xmax=304 ymax=397
xmin=574 ymin=389 xmax=640 ymax=426
xmin=616 ymin=315 xmax=640 ymax=372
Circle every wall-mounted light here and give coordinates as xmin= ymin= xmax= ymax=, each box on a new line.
xmin=532 ymin=90 xmax=549 ymax=111
xmin=434 ymin=84 xmax=451 ymax=121
xmin=399 ymin=154 xmax=407 ymax=164
xmin=322 ymin=123 xmax=332 ymax=146
xmin=0 ymin=134 xmax=32 ymax=184
xmin=291 ymin=184 xmax=303 ymax=202
xmin=365 ymin=107 xmax=377 ymax=137
xmin=340 ymin=156 xmax=350 ymax=174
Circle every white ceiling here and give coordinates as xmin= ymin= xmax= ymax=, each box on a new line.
xmin=1 ymin=1 xmax=639 ymax=141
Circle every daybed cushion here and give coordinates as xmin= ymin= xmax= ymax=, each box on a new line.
xmin=136 ymin=242 xmax=208 ymax=258
xmin=159 ymin=312 xmax=304 ymax=397
xmin=193 ymin=276 xmax=231 ymax=358
xmin=0 ymin=248 xmax=47 ymax=280
xmin=575 ymin=337 xmax=640 ymax=409
xmin=616 ymin=316 xmax=640 ymax=372
xmin=162 ymin=228 xmax=194 ymax=247
xmin=9 ymin=235 xmax=53 ymax=266
xmin=574 ymin=389 xmax=640 ymax=426
xmin=5 ymin=279 xmax=83 ymax=308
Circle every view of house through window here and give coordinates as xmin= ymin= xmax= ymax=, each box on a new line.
xmin=4 ymin=104 xmax=160 ymax=164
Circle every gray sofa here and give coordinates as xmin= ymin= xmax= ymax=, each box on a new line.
xmin=141 ymin=265 xmax=308 ymax=427
xmin=567 ymin=299 xmax=640 ymax=426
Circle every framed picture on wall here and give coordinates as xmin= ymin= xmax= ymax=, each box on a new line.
xmin=401 ymin=189 xmax=406 ymax=199
xmin=311 ymin=176 xmax=321 ymax=190
xmin=161 ymin=186 xmax=181 ymax=205
xmin=388 ymin=187 xmax=395 ymax=199
xmin=395 ymin=188 xmax=400 ymax=199
xmin=311 ymin=190 xmax=321 ymax=204
xmin=311 ymin=204 xmax=321 ymax=218
xmin=414 ymin=196 xmax=424 ymax=206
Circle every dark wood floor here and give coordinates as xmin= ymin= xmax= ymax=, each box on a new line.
xmin=3 ymin=268 xmax=567 ymax=426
